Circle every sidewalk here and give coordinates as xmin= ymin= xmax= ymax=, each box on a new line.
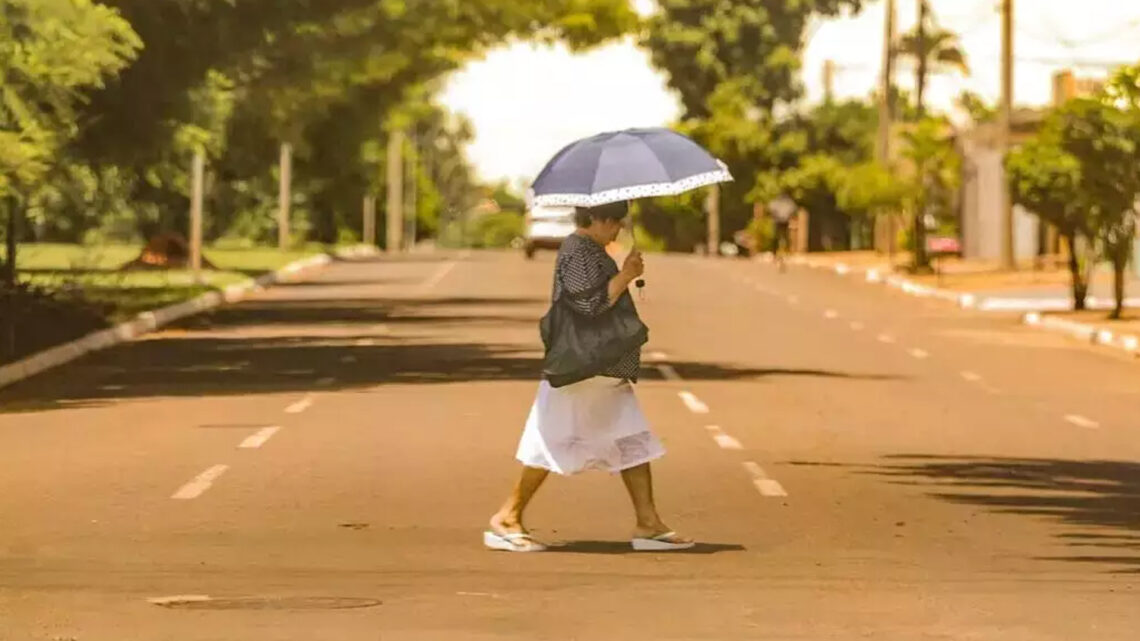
xmin=784 ymin=251 xmax=1139 ymax=359
xmin=788 ymin=251 xmax=1140 ymax=311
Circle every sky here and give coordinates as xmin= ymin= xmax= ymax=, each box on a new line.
xmin=438 ymin=0 xmax=1140 ymax=185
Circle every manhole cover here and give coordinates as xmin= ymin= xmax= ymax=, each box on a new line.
xmin=149 ymin=595 xmax=381 ymax=610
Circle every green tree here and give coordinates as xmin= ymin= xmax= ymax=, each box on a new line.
xmin=956 ymin=90 xmax=996 ymax=125
xmin=81 ymin=0 xmax=636 ymax=165
xmin=900 ymin=117 xmax=960 ymax=269
xmin=643 ymin=0 xmax=865 ymax=247
xmin=1057 ymin=95 xmax=1140 ymax=319
xmin=1005 ymin=125 xmax=1092 ymax=310
xmin=1 ymin=0 xmax=140 ymax=283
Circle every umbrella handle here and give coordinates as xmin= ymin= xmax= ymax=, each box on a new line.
xmin=626 ymin=210 xmax=645 ymax=290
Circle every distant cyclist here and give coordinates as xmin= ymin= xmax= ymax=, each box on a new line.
xmin=767 ymin=193 xmax=797 ymax=271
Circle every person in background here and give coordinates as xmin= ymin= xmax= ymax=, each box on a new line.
xmin=767 ymin=193 xmax=797 ymax=271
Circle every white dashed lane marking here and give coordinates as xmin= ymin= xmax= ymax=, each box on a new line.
xmin=877 ymin=334 xmax=896 ymax=344
xmin=239 ymin=426 xmax=281 ymax=450
xmin=419 ymin=261 xmax=457 ymax=292
xmin=743 ymin=461 xmax=788 ymax=497
xmin=705 ymin=425 xmax=743 ymax=450
xmin=1065 ymin=414 xmax=1100 ymax=429
xmin=679 ymin=391 xmax=710 ymax=414
xmin=960 ymin=371 xmax=982 ymax=382
xmin=285 ymin=395 xmax=314 ymax=414
xmin=823 ymin=309 xmax=839 ymax=320
xmin=657 ymin=365 xmax=682 ymax=381
xmin=849 ymin=321 xmax=864 ymax=331
xmin=171 ymin=465 xmax=229 ymax=500
xmin=908 ymin=348 xmax=929 ymax=359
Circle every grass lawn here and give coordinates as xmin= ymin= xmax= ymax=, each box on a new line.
xmin=15 ymin=243 xmax=332 ymax=322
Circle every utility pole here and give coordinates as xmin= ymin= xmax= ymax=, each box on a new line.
xmin=386 ymin=130 xmax=405 ymax=253
xmin=706 ymin=184 xmax=721 ymax=256
xmin=406 ymin=134 xmax=418 ymax=251
xmin=362 ymin=195 xmax=376 ymax=247
xmin=189 ymin=150 xmax=205 ymax=281
xmin=1000 ymin=0 xmax=1016 ymax=269
xmin=913 ymin=0 xmax=931 ymax=269
xmin=278 ymin=142 xmax=292 ymax=250
xmin=823 ymin=59 xmax=836 ymax=103
xmin=876 ymin=0 xmax=897 ymax=257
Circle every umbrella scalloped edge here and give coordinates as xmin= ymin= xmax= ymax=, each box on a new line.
xmin=532 ymin=169 xmax=734 ymax=208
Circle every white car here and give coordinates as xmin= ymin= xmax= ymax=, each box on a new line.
xmin=523 ymin=205 xmax=576 ymax=259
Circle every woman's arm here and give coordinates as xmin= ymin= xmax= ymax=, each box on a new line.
xmin=561 ymin=249 xmax=643 ymax=316
xmin=605 ymin=250 xmax=642 ymax=307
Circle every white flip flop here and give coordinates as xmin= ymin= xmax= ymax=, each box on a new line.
xmin=631 ymin=531 xmax=696 ymax=552
xmin=483 ymin=530 xmax=547 ymax=552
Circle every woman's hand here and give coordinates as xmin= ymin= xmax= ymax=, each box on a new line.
xmin=608 ymin=249 xmax=643 ymax=306
xmin=621 ymin=249 xmax=645 ymax=280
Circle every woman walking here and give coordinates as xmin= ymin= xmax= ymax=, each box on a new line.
xmin=485 ymin=201 xmax=693 ymax=553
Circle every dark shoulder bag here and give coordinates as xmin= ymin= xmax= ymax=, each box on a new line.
xmin=539 ymin=286 xmax=649 ymax=388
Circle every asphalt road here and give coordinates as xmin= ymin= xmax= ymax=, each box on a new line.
xmin=2 ymin=249 xmax=1139 ymax=640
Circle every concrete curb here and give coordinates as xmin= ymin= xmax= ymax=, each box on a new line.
xmin=783 ymin=254 xmax=1139 ymax=359
xmin=1023 ymin=311 xmax=1140 ymax=358
xmin=0 ymin=245 xmax=379 ymax=391
xmin=787 ymin=256 xmax=980 ymax=310
xmin=786 ymin=256 xmax=1140 ymax=313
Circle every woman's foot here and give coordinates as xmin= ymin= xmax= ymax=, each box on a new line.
xmin=632 ymin=525 xmax=694 ymax=551
xmin=485 ymin=514 xmax=546 ymax=552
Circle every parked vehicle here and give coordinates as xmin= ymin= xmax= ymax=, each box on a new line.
xmin=523 ymin=205 xmax=576 ymax=259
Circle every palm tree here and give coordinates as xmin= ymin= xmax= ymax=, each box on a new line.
xmin=896 ymin=2 xmax=969 ymax=118
xmin=894 ymin=2 xmax=968 ymax=270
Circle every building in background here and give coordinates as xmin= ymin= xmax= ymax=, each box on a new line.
xmin=957 ymin=70 xmax=1106 ymax=263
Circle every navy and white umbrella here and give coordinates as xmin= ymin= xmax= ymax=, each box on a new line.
xmin=529 ymin=128 xmax=732 ymax=208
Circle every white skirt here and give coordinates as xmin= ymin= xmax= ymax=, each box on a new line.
xmin=516 ymin=377 xmax=666 ymax=475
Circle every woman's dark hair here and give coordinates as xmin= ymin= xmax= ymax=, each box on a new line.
xmin=574 ymin=201 xmax=629 ymax=228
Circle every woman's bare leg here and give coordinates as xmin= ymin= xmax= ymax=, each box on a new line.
xmin=490 ymin=466 xmax=550 ymax=534
xmin=620 ymin=463 xmax=691 ymax=542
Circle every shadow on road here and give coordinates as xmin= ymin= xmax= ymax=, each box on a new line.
xmin=0 ymin=292 xmax=899 ymax=414
xmin=545 ymin=540 xmax=745 ymax=555
xmin=872 ymin=455 xmax=1140 ymax=574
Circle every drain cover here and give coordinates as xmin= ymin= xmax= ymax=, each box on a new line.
xmin=149 ymin=595 xmax=381 ymax=610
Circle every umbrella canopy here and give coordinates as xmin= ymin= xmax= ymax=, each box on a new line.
xmin=529 ymin=128 xmax=732 ymax=208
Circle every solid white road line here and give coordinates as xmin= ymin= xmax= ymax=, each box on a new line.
xmin=742 ymin=461 xmax=788 ymax=497
xmin=908 ymin=348 xmax=929 ymax=359
xmin=171 ymin=465 xmax=229 ymax=500
xmin=354 ymin=338 xmax=375 ymax=347
xmin=420 ymin=261 xmax=457 ymax=292
xmin=679 ymin=391 xmax=710 ymax=414
xmin=239 ymin=426 xmax=281 ymax=450
xmin=148 ymin=595 xmax=212 ymax=606
xmin=285 ymin=395 xmax=314 ymax=414
xmin=705 ymin=426 xmax=743 ymax=450
xmin=877 ymin=333 xmax=896 ymax=344
xmin=960 ymin=371 xmax=982 ymax=382
xmin=1064 ymin=414 xmax=1100 ymax=429
xmin=657 ymin=364 xmax=682 ymax=381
